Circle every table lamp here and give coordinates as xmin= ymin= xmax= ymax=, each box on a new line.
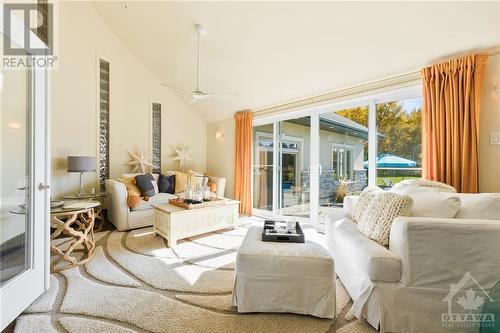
xmin=67 ymin=156 xmax=96 ymax=195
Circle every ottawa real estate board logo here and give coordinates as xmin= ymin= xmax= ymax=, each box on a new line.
xmin=2 ymin=2 xmax=57 ymax=69
xmin=442 ymin=272 xmax=495 ymax=329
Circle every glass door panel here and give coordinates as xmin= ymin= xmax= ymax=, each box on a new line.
xmin=278 ymin=116 xmax=311 ymax=219
xmin=0 ymin=25 xmax=48 ymax=329
xmin=253 ymin=124 xmax=274 ymax=214
xmin=0 ymin=54 xmax=31 ymax=286
xmin=316 ymin=107 xmax=369 ymax=225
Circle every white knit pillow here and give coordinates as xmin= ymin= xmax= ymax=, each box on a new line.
xmin=357 ymin=192 xmax=413 ymax=246
xmin=351 ymin=186 xmax=382 ymax=222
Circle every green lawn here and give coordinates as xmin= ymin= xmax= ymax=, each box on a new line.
xmin=376 ymin=176 xmax=420 ymax=187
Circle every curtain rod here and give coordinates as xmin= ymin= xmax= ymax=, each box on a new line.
xmin=254 ymin=46 xmax=500 ymax=117
xmin=253 ymin=71 xmax=420 ymax=116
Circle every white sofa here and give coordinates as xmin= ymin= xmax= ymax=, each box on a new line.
xmin=105 ymin=172 xmax=226 ymax=231
xmin=326 ymin=193 xmax=500 ymax=333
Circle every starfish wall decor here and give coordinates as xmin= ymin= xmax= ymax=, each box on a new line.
xmin=124 ymin=148 xmax=155 ymax=173
xmin=173 ymin=144 xmax=192 ymax=172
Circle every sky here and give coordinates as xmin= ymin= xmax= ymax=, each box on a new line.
xmin=402 ymin=97 xmax=422 ymax=113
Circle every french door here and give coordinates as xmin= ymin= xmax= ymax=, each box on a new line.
xmin=0 ymin=11 xmax=50 ymax=330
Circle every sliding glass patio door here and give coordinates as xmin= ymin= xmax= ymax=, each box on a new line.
xmin=252 ymin=116 xmax=313 ymax=221
xmin=252 ymin=85 xmax=422 ymax=226
xmin=277 ymin=117 xmax=311 ymax=220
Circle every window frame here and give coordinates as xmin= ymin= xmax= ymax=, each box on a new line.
xmin=331 ymin=143 xmax=355 ymax=181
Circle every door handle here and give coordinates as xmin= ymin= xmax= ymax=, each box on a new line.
xmin=38 ymin=183 xmax=50 ymax=191
xmin=318 ymin=164 xmax=323 ymax=176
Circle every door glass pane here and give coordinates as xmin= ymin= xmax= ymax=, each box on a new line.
xmin=317 ymin=107 xmax=369 ymax=224
xmin=375 ymin=98 xmax=422 ymax=189
xmin=0 ymin=37 xmax=32 ymax=286
xmin=279 ymin=116 xmax=310 ymax=219
xmin=253 ymin=124 xmax=274 ymax=212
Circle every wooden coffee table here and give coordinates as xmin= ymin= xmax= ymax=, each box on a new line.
xmin=152 ymin=200 xmax=240 ymax=248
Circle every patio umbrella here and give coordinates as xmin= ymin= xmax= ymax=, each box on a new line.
xmin=363 ymin=153 xmax=417 ymax=168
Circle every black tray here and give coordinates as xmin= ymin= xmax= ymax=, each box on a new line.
xmin=262 ymin=220 xmax=305 ymax=243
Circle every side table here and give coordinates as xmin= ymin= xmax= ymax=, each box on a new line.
xmin=50 ymin=205 xmax=98 ymax=272
xmin=61 ymin=192 xmax=108 ymax=231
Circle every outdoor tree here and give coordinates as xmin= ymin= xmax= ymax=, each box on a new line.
xmin=337 ymin=102 xmax=422 ymax=165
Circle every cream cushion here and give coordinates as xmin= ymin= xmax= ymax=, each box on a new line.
xmin=390 ymin=179 xmax=456 ymax=193
xmin=454 ymin=193 xmax=500 ymax=220
xmin=330 ymin=219 xmax=401 ymax=282
xmin=351 ymin=186 xmax=382 ymax=223
xmin=131 ymin=193 xmax=177 ymax=211
xmin=174 ymin=172 xmax=188 ymax=193
xmin=357 ymin=191 xmax=413 ymax=246
xmin=390 ymin=187 xmax=461 ymax=218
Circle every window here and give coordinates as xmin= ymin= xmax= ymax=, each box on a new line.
xmin=98 ymin=58 xmax=110 ymax=191
xmin=151 ymin=102 xmax=162 ymax=173
xmin=331 ymin=144 xmax=354 ymax=181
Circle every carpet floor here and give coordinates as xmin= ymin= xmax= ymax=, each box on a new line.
xmin=14 ymin=217 xmax=376 ymax=333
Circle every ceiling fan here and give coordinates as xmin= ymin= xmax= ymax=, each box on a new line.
xmin=160 ymin=24 xmax=237 ymax=104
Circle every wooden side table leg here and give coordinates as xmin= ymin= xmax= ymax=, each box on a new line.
xmin=50 ymin=208 xmax=96 ymax=273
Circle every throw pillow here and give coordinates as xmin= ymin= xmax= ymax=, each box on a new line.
xmin=357 ymin=192 xmax=413 ymax=246
xmin=174 ymin=171 xmax=188 ymax=193
xmin=127 ymin=190 xmax=141 ymax=208
xmin=135 ymin=173 xmax=158 ymax=197
xmin=352 ymin=186 xmax=383 ymax=222
xmin=118 ymin=176 xmax=142 ymax=195
xmin=454 ymin=193 xmax=500 ymax=220
xmin=207 ymin=180 xmax=217 ymax=193
xmin=390 ymin=187 xmax=461 ymax=218
xmin=390 ymin=179 xmax=456 ymax=194
xmin=158 ymin=174 xmax=175 ymax=194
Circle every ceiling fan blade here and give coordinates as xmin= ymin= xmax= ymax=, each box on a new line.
xmin=203 ymin=92 xmax=239 ymax=98
xmin=159 ymin=82 xmax=193 ymax=94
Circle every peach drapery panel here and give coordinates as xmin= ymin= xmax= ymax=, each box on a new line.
xmin=421 ymin=53 xmax=488 ymax=193
xmin=234 ymin=111 xmax=254 ymax=215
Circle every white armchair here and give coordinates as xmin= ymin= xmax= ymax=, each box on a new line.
xmin=326 ymin=194 xmax=500 ymax=333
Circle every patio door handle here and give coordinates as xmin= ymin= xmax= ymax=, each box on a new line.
xmin=318 ymin=164 xmax=323 ymax=176
xmin=38 ymin=183 xmax=50 ymax=191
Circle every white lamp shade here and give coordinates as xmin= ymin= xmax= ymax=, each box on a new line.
xmin=67 ymin=156 xmax=96 ymax=173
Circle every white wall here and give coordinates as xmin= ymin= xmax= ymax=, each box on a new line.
xmin=51 ymin=1 xmax=206 ymax=196
xmin=207 ymin=118 xmax=235 ymax=198
xmin=479 ymin=54 xmax=500 ymax=193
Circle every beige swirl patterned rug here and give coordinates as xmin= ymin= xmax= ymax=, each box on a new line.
xmin=14 ymin=218 xmax=375 ymax=333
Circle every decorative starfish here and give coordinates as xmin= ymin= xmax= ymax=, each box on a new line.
xmin=124 ymin=148 xmax=154 ymax=173
xmin=173 ymin=144 xmax=192 ymax=172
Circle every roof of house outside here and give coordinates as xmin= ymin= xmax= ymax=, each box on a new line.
xmin=320 ymin=112 xmax=369 ymax=133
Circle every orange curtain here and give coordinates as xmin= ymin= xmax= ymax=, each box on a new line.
xmin=234 ymin=111 xmax=254 ymax=214
xmin=421 ymin=53 xmax=488 ymax=193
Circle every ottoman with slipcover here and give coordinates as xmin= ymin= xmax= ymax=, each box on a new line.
xmin=231 ymin=225 xmax=335 ymax=318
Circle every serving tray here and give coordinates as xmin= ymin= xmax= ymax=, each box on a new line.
xmin=262 ymin=220 xmax=305 ymax=243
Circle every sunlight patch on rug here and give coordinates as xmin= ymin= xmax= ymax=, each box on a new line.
xmin=107 ymin=231 xmax=235 ymax=293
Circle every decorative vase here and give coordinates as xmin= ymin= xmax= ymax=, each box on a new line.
xmin=184 ymin=181 xmax=194 ymax=203
xmin=202 ymin=180 xmax=211 ymax=201
xmin=194 ymin=183 xmax=203 ymax=203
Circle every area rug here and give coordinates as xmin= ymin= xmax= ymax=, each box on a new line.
xmin=14 ymin=217 xmax=376 ymax=333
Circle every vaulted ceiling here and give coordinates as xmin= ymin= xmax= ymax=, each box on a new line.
xmin=91 ymin=1 xmax=499 ymax=123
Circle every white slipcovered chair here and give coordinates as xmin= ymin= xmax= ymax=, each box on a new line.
xmin=326 ymin=191 xmax=500 ymax=332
